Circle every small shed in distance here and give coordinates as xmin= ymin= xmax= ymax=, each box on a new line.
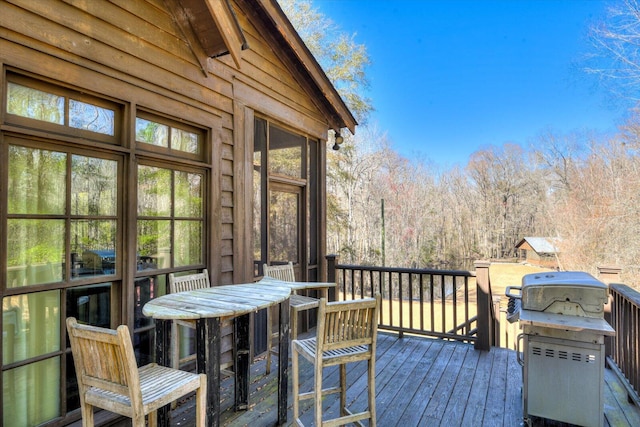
xmin=516 ymin=237 xmax=560 ymax=268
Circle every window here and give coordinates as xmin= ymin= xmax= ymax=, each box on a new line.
xmin=2 ymin=74 xmax=210 ymax=426
xmin=136 ymin=165 xmax=204 ymax=270
xmin=136 ymin=112 xmax=204 ymax=160
xmin=3 ymin=138 xmax=121 ymax=425
xmin=5 ymin=73 xmax=121 ymax=144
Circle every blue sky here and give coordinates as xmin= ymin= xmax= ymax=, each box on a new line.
xmin=314 ymin=0 xmax=628 ymax=166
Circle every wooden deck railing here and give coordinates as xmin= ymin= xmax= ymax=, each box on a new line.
xmin=326 ymin=255 xmax=480 ymax=345
xmin=608 ymin=283 xmax=640 ymax=403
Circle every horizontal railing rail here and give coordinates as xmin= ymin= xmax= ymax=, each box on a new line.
xmin=609 ymin=283 xmax=640 ymax=403
xmin=330 ymin=261 xmax=477 ymax=343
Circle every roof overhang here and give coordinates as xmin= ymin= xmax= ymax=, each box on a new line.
xmin=166 ymin=0 xmax=357 ymax=135
xmin=166 ymin=0 xmax=248 ymax=69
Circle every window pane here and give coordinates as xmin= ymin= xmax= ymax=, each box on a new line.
xmin=171 ymin=127 xmax=201 ymax=154
xmin=66 ymin=284 xmax=111 ymax=328
xmin=135 ymin=275 xmax=163 ymax=329
xmin=174 ymin=220 xmax=202 ymax=267
xmin=69 ymin=99 xmax=115 ymax=135
xmin=6 ymin=82 xmax=64 ymax=125
xmin=138 ymin=166 xmax=171 ymax=217
xmin=7 ymin=220 xmax=64 ymax=287
xmin=136 ymin=117 xmax=168 ymax=147
xmin=70 ymin=220 xmax=117 ymax=278
xmin=3 ymin=357 xmax=60 ymax=426
xmin=71 ymin=155 xmax=117 ymax=216
xmin=175 ymin=171 xmax=202 ymax=218
xmin=3 ymin=290 xmax=60 ymax=364
xmin=8 ymin=146 xmax=66 ymax=215
xmin=269 ymin=190 xmax=299 ymax=263
xmin=137 ymin=220 xmax=171 ymax=269
xmin=269 ymin=125 xmax=303 ymax=178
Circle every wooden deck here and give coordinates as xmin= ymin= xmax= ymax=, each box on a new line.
xmin=126 ymin=332 xmax=640 ymax=426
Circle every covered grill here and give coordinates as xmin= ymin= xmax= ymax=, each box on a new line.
xmin=506 ymin=271 xmax=615 ymax=427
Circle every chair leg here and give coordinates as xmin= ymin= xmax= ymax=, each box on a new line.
xmin=195 ymin=374 xmax=207 ymax=427
xmin=81 ymin=402 xmax=94 ymax=427
xmin=291 ymin=306 xmax=299 ymax=341
xmin=368 ymin=358 xmax=376 ymax=427
xmin=292 ymin=344 xmax=300 ymax=423
xmin=340 ymin=363 xmax=347 ymax=417
xmin=132 ymin=414 xmax=146 ymax=427
xmin=314 ymin=360 xmax=323 ymax=427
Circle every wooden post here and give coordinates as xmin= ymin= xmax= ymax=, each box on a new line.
xmin=326 ymin=254 xmax=338 ymax=302
xmin=475 ymin=260 xmax=492 ymax=351
xmin=597 ymin=265 xmax=621 ymax=284
xmin=598 ymin=265 xmax=621 ymax=359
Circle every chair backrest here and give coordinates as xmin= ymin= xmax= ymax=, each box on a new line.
xmin=169 ymin=269 xmax=210 ymax=293
xmin=263 ymin=262 xmax=295 ymax=282
xmin=66 ymin=317 xmax=142 ymax=410
xmin=316 ymin=295 xmax=381 ymax=354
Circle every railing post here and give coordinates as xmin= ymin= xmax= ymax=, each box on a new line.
xmin=326 ymin=254 xmax=338 ymax=302
xmin=474 ymin=260 xmax=492 ymax=351
xmin=598 ymin=265 xmax=621 ymax=358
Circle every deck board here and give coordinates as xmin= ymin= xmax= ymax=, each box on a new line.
xmin=104 ymin=332 xmax=640 ymax=427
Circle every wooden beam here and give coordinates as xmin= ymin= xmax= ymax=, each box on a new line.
xmin=205 ymin=0 xmax=247 ymax=69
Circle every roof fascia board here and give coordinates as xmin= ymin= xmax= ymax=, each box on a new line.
xmin=252 ymin=0 xmax=357 ymax=134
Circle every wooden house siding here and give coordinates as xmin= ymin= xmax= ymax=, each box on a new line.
xmin=1 ymin=1 xmax=350 ymax=424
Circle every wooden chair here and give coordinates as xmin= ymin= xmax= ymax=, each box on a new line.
xmin=292 ymin=295 xmax=380 ymax=427
xmin=263 ymin=262 xmax=320 ymax=374
xmin=168 ymin=269 xmax=210 ymax=371
xmin=66 ymin=317 xmax=206 ymax=427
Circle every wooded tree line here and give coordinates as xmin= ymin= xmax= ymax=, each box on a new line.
xmin=280 ymin=0 xmax=640 ymax=285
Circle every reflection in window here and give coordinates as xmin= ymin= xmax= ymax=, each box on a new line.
xmin=6 ymin=81 xmax=116 ymax=137
xmin=135 ymin=117 xmax=168 ymax=148
xmin=138 ymin=166 xmax=172 ymax=217
xmin=8 ymin=146 xmax=66 ymax=215
xmin=136 ymin=116 xmax=201 ymax=155
xmin=2 ymin=290 xmax=60 ymax=364
xmin=71 ymin=155 xmax=118 ymax=216
xmin=6 ymin=82 xmax=64 ymax=124
xmin=7 ymin=220 xmax=64 ymax=287
xmin=137 ymin=220 xmax=171 ymax=269
xmin=66 ymin=283 xmax=111 ymax=328
xmin=3 ymin=357 xmax=60 ymax=426
xmin=175 ymin=220 xmax=202 ymax=267
xmin=69 ymin=99 xmax=115 ymax=135
xmin=137 ymin=165 xmax=204 ymax=270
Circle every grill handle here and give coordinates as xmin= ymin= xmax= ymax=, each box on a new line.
xmin=505 ymin=286 xmax=522 ymax=323
xmin=516 ymin=333 xmax=524 ymax=367
xmin=505 ymin=285 xmax=521 ymax=299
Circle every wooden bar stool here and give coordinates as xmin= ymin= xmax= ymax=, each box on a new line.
xmin=292 ymin=295 xmax=381 ymax=426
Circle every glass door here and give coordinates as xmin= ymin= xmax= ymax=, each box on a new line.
xmin=268 ymin=183 xmax=302 ymax=270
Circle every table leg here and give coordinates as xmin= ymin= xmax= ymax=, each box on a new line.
xmin=234 ymin=314 xmax=250 ymax=410
xmin=155 ymin=319 xmax=172 ymax=427
xmin=278 ymin=298 xmax=290 ymax=425
xmin=197 ymin=317 xmax=221 ymax=427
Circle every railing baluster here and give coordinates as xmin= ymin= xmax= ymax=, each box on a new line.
xmin=331 ymin=262 xmax=477 ymax=343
